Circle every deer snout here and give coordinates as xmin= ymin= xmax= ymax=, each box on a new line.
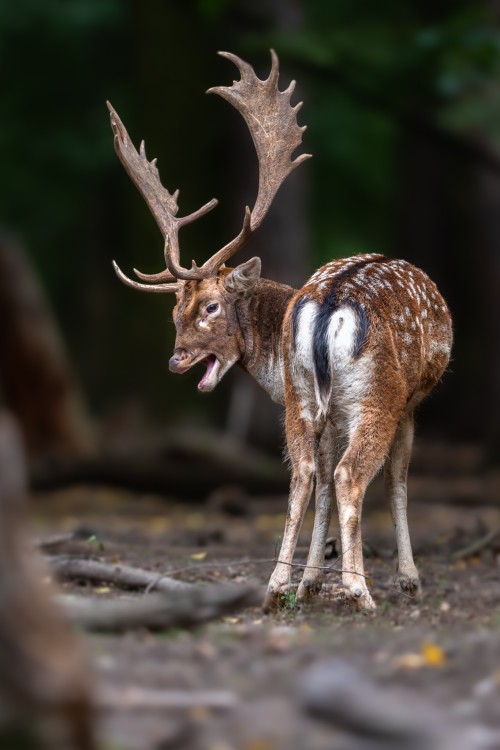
xmin=169 ymin=349 xmax=190 ymax=374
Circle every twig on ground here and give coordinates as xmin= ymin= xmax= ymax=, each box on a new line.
xmin=48 ymin=556 xmax=193 ymax=593
xmin=273 ymin=558 xmax=369 ymax=579
xmin=452 ymin=522 xmax=500 ymax=561
xmin=47 ymin=541 xmax=367 ymax=604
xmin=162 ymin=554 xmax=367 ymax=580
xmin=35 ymin=532 xmax=76 ymax=550
xmin=99 ymin=686 xmax=238 ymax=710
xmin=62 ymin=583 xmax=262 ymax=632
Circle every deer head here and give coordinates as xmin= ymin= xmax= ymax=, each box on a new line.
xmin=109 ymin=50 xmax=310 ymax=391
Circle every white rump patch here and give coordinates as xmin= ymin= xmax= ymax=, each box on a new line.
xmin=327 ymin=306 xmax=358 ymax=368
xmin=292 ymin=299 xmax=373 ymax=430
xmin=295 ymin=300 xmax=319 ymax=368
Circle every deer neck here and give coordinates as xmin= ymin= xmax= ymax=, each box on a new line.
xmin=235 ymin=278 xmax=295 ymax=406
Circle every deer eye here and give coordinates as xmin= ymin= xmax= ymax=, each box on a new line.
xmin=206 ymin=302 xmax=219 ymax=315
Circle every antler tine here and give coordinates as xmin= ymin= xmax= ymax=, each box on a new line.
xmin=107 ymin=101 xmax=218 ymax=283
xmin=133 ymin=268 xmax=176 ymax=282
xmin=133 ymin=236 xmax=177 ymax=283
xmin=112 ymin=261 xmax=181 ymax=294
xmin=199 ymin=207 xmax=252 ymax=277
xmin=201 ymin=49 xmax=311 ymax=274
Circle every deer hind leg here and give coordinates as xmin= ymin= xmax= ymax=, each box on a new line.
xmin=296 ymin=421 xmax=336 ymax=602
xmin=335 ymin=408 xmax=402 ymax=611
xmin=385 ymin=411 xmax=420 ymax=597
xmin=263 ymin=413 xmax=317 ymax=612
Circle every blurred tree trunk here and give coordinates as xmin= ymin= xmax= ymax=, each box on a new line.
xmin=393 ymin=0 xmax=500 ymax=448
xmin=394 ymin=125 xmax=500 ymax=445
xmin=465 ymin=156 xmax=500 ymax=448
xmin=0 ymin=235 xmax=94 ymax=459
xmin=0 ymin=412 xmax=95 ymax=747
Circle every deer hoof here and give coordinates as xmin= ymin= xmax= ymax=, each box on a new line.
xmin=262 ymin=586 xmax=290 ymax=613
xmin=343 ymin=586 xmax=376 ymax=611
xmin=398 ymin=573 xmax=421 ymax=598
xmin=356 ymin=591 xmax=377 ymax=611
xmin=297 ymin=578 xmax=323 ymax=602
xmin=262 ymin=588 xmax=280 ymax=613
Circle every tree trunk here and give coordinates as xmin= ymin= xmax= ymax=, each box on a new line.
xmin=0 ymin=235 xmax=94 ymax=459
xmin=395 ymin=118 xmax=500 ymax=447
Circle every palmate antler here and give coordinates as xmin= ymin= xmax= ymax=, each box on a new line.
xmin=111 ymin=49 xmax=311 ymax=292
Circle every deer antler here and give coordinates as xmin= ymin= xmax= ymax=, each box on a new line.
xmin=110 ymin=50 xmax=310 ymax=289
xmin=107 ymin=102 xmax=218 ymax=289
xmin=199 ymin=49 xmax=311 ymax=275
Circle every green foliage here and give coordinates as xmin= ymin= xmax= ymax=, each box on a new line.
xmin=0 ymin=0 xmax=125 ymax=260
xmin=279 ymin=589 xmax=299 ymax=612
xmin=87 ymin=534 xmax=105 ymax=553
xmin=1 ymin=0 xmax=498 ymax=430
xmin=242 ymin=0 xmax=500 ymax=263
xmin=0 ymin=723 xmax=44 ymax=750
xmin=196 ymin=0 xmax=234 ymax=21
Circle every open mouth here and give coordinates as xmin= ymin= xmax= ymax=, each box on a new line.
xmin=197 ymin=354 xmax=220 ymax=392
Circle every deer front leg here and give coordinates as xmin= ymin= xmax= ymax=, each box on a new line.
xmin=296 ymin=421 xmax=336 ymax=601
xmin=385 ymin=412 xmax=420 ymax=597
xmin=263 ymin=414 xmax=317 ymax=612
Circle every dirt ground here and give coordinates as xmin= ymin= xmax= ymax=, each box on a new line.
xmin=33 ymin=461 xmax=500 ymax=750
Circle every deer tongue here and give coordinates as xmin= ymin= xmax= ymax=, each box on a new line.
xmin=198 ymin=355 xmax=217 ymax=391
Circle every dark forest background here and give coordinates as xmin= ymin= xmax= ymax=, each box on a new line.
xmin=1 ymin=0 xmax=499 ymax=467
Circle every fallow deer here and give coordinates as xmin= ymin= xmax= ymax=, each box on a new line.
xmin=109 ymin=51 xmax=452 ymax=611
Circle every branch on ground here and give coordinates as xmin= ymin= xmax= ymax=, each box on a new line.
xmin=48 ymin=556 xmax=193 ymax=593
xmin=62 ymin=583 xmax=262 ymax=632
xmin=98 ymin=686 xmax=238 ymax=710
xmin=451 ymin=523 xmax=500 ymax=561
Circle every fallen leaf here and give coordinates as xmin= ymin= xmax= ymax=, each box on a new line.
xmin=393 ymin=652 xmax=426 ymax=669
xmin=190 ymin=552 xmax=207 ymax=561
xmin=394 ymin=641 xmax=446 ymax=670
xmin=421 ymin=642 xmax=446 ymax=666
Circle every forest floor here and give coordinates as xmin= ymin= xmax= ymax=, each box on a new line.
xmin=33 ymin=452 xmax=500 ymax=750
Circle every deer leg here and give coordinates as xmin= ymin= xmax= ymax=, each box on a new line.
xmin=263 ymin=415 xmax=317 ymax=612
xmin=385 ymin=411 xmax=420 ymax=597
xmin=296 ymin=421 xmax=336 ymax=601
xmin=335 ymin=411 xmax=401 ymax=611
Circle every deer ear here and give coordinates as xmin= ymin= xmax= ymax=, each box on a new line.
xmin=224 ymin=257 xmax=261 ymax=295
